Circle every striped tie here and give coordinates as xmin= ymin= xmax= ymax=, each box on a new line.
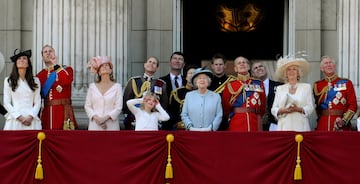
xmin=174 ymin=76 xmax=179 ymax=88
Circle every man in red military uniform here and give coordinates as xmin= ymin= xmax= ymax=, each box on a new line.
xmin=37 ymin=45 xmax=77 ymax=130
xmin=313 ymin=56 xmax=357 ymax=131
xmin=222 ymin=56 xmax=266 ymax=131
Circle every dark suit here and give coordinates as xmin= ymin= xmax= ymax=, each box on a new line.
xmin=160 ymin=74 xmax=187 ymax=130
xmin=160 ymin=74 xmax=187 ymax=98
xmin=264 ymin=79 xmax=283 ymax=131
xmin=0 ymin=104 xmax=7 ymax=116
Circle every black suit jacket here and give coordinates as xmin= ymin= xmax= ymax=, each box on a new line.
xmin=160 ymin=73 xmax=186 ymax=130
xmin=265 ymin=79 xmax=283 ymax=129
xmin=160 ymin=74 xmax=187 ymax=101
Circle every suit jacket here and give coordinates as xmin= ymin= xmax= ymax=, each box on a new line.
xmin=160 ymin=74 xmax=187 ymax=99
xmin=266 ymin=80 xmax=283 ymax=126
xmin=160 ymin=73 xmax=186 ymax=130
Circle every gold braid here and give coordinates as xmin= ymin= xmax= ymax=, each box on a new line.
xmin=169 ymin=89 xmax=185 ymax=109
xmin=313 ymin=83 xmax=329 ymax=105
xmin=227 ymin=82 xmax=245 ymax=105
xmin=214 ymin=75 xmax=237 ymax=94
xmin=132 ymin=79 xmax=151 ymax=98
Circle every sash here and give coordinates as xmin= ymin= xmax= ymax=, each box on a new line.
xmin=41 ymin=71 xmax=57 ymax=98
xmin=229 ymin=81 xmax=259 ymax=118
xmin=320 ymin=79 xmax=347 ymax=109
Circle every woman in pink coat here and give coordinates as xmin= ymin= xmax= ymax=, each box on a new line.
xmin=84 ymin=56 xmax=123 ymax=130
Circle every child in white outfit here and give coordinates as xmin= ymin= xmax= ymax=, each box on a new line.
xmin=126 ymin=92 xmax=170 ymax=130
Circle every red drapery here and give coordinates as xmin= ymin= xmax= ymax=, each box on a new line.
xmin=0 ymin=130 xmax=359 ymax=184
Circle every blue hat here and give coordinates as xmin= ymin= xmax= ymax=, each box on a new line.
xmin=191 ymin=68 xmax=213 ymax=86
xmin=10 ymin=49 xmax=31 ymax=62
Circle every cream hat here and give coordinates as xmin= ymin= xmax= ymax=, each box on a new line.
xmin=275 ymin=57 xmax=310 ymax=81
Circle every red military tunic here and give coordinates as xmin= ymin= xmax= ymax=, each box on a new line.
xmin=313 ymin=74 xmax=357 ymax=131
xmin=222 ymin=74 xmax=266 ymax=131
xmin=37 ymin=65 xmax=77 ymax=130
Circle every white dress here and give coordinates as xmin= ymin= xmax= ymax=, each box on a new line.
xmin=84 ymin=83 xmax=123 ymax=130
xmin=126 ymin=98 xmax=170 ymax=131
xmin=3 ymin=77 xmax=42 ymax=130
xmin=271 ymin=83 xmax=315 ymax=131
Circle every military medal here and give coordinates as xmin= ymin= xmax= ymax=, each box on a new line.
xmin=336 ymin=92 xmax=342 ymax=99
xmin=56 ymin=85 xmax=63 ymax=93
xmin=154 ymin=86 xmax=162 ymax=95
xmin=251 ymin=98 xmax=257 ymax=105
xmin=341 ymin=98 xmax=347 ymax=105
xmin=332 ymin=98 xmax=339 ymax=105
xmin=253 ymin=92 xmax=259 ymax=99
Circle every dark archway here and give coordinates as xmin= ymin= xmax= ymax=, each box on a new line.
xmin=183 ymin=0 xmax=285 ymax=65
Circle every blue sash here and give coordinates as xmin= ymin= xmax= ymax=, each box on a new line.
xmin=230 ymin=80 xmax=260 ymax=118
xmin=41 ymin=71 xmax=57 ymax=98
xmin=320 ymin=79 xmax=346 ymax=109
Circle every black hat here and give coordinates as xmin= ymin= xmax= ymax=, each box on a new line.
xmin=10 ymin=49 xmax=32 ymax=62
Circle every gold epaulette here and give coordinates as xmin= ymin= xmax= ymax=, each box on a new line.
xmin=214 ymin=75 xmax=237 ymax=93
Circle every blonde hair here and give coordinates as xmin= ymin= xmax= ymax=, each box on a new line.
xmin=140 ymin=92 xmax=159 ymax=112
xmin=283 ymin=65 xmax=303 ymax=82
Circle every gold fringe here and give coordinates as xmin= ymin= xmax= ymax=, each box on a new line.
xmin=165 ymin=134 xmax=174 ymax=179
xmin=294 ymin=134 xmax=303 ymax=180
xmin=35 ymin=132 xmax=46 ymax=180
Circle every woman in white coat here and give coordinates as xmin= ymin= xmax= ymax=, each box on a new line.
xmin=3 ymin=49 xmax=41 ymax=130
xmin=85 ymin=56 xmax=122 ymax=130
xmin=271 ymin=57 xmax=315 ymax=131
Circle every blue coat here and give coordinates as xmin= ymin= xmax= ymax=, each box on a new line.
xmin=181 ymin=90 xmax=223 ymax=130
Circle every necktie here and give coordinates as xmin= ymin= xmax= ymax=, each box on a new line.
xmin=144 ymin=76 xmax=151 ymax=81
xmin=174 ymin=76 xmax=179 ymax=88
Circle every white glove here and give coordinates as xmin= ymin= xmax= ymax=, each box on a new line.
xmin=189 ymin=126 xmax=211 ymax=131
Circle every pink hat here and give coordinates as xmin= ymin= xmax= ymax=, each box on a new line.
xmin=88 ymin=56 xmax=112 ymax=73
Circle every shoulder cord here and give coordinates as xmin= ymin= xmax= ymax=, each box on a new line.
xmin=131 ymin=79 xmax=151 ymax=98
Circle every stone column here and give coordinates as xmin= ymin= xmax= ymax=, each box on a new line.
xmin=32 ymin=0 xmax=127 ymax=127
xmin=338 ymin=0 xmax=360 ymax=100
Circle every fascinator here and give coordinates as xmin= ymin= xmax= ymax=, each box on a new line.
xmin=87 ymin=56 xmax=112 ymax=74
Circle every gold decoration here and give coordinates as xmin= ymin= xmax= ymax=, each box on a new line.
xmin=294 ymin=134 xmax=303 ymax=180
xmin=56 ymin=85 xmax=63 ymax=93
xmin=169 ymin=89 xmax=185 ymax=109
xmin=132 ymin=79 xmax=151 ymax=98
xmin=165 ymin=134 xmax=174 ymax=179
xmin=35 ymin=132 xmax=46 ymax=180
xmin=313 ymin=83 xmax=330 ymax=106
xmin=214 ymin=75 xmax=236 ymax=93
xmin=343 ymin=110 xmax=355 ymax=123
xmin=227 ymin=82 xmax=245 ymax=105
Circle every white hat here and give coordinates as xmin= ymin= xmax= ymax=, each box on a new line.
xmin=274 ymin=57 xmax=310 ymax=81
